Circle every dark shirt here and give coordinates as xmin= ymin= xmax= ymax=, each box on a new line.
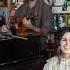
xmin=41 ymin=1 xmax=53 ymax=31
xmin=15 ymin=1 xmax=42 ymax=27
xmin=41 ymin=2 xmax=53 ymax=36
xmin=15 ymin=1 xmax=53 ymax=36
xmin=15 ymin=3 xmax=28 ymax=17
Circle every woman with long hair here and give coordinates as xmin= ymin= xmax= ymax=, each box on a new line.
xmin=43 ymin=27 xmax=70 ymax=70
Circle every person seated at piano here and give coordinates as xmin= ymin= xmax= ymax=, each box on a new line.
xmin=21 ymin=0 xmax=53 ymax=58
xmin=15 ymin=0 xmax=53 ymax=55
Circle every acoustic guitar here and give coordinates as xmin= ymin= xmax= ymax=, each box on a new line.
xmin=15 ymin=15 xmax=29 ymax=37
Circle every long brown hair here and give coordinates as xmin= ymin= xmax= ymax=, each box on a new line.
xmin=55 ymin=27 xmax=70 ymax=64
xmin=56 ymin=27 xmax=70 ymax=56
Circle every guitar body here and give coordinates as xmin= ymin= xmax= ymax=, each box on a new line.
xmin=16 ymin=23 xmax=28 ymax=37
xmin=15 ymin=16 xmax=28 ymax=37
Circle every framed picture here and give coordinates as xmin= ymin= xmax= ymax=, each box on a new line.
xmin=0 ymin=0 xmax=7 ymax=7
xmin=67 ymin=14 xmax=70 ymax=26
xmin=0 ymin=7 xmax=9 ymax=25
xmin=52 ymin=14 xmax=67 ymax=30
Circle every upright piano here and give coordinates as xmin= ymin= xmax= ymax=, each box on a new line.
xmin=0 ymin=32 xmax=41 ymax=65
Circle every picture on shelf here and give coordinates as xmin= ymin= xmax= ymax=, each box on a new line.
xmin=67 ymin=14 xmax=70 ymax=26
xmin=0 ymin=0 xmax=7 ymax=7
xmin=52 ymin=14 xmax=67 ymax=30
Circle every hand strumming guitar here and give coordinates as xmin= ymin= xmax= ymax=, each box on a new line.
xmin=22 ymin=17 xmax=42 ymax=34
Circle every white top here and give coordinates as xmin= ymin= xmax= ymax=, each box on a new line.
xmin=43 ymin=56 xmax=70 ymax=70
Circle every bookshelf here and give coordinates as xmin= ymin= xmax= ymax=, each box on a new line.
xmin=52 ymin=0 xmax=70 ymax=30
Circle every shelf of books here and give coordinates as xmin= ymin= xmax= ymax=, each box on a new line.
xmin=52 ymin=0 xmax=70 ymax=30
